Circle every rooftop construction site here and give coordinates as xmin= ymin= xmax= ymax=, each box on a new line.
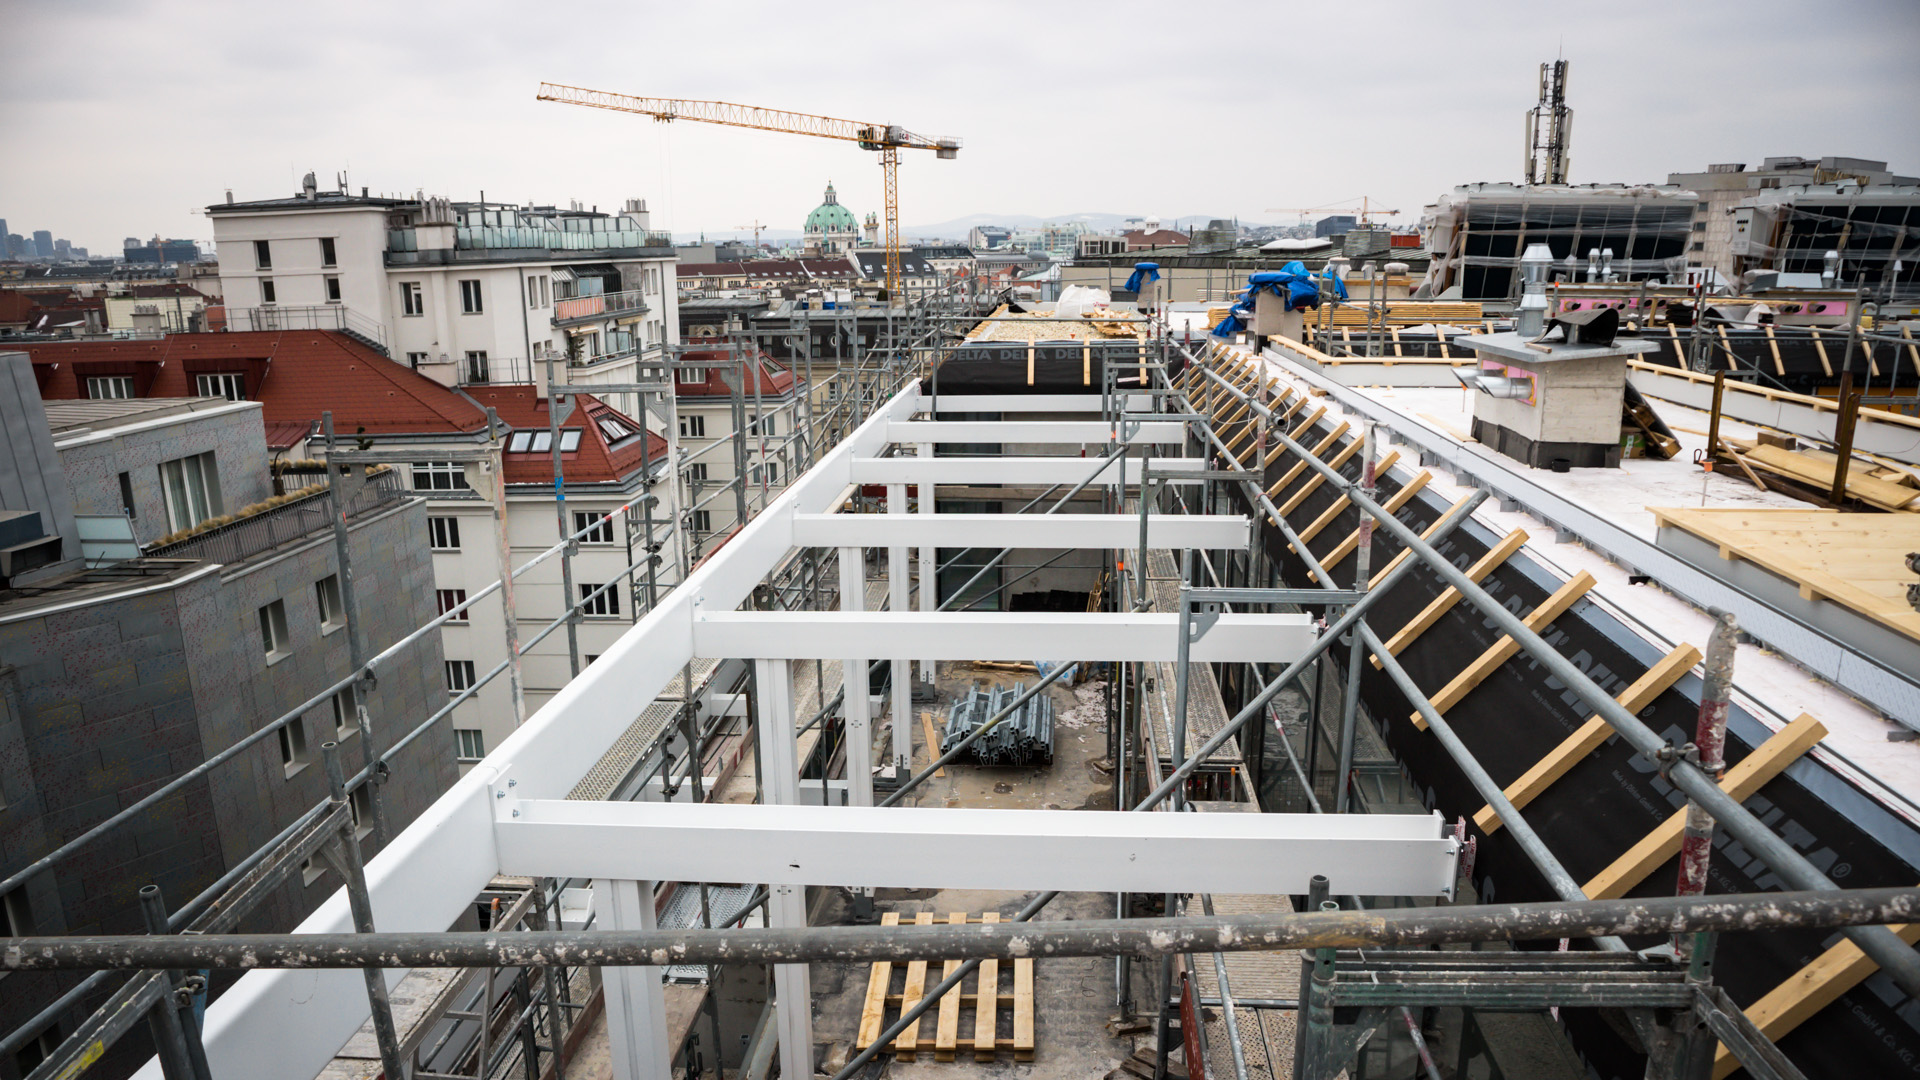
xmin=3 ymin=28 xmax=1920 ymax=1080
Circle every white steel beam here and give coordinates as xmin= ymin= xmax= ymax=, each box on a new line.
xmin=916 ymin=441 xmax=934 ymax=685
xmin=497 ymin=802 xmax=1461 ymax=898
xmin=692 ymin=611 xmax=1315 ymax=663
xmin=838 ymin=546 xmax=873 ymax=807
xmin=752 ymin=660 xmax=813 ymax=1080
xmin=925 ymin=394 xmax=1144 ymax=413
xmin=850 ymin=456 xmax=1205 ymax=486
xmin=595 ymin=879 xmax=672 ymax=1080
xmin=887 ymin=420 xmax=1185 ymax=444
xmin=886 ymin=484 xmax=910 ymax=770
xmin=792 ymin=513 xmax=1251 ymax=551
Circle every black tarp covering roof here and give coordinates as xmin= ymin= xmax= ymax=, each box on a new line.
xmin=921 ymin=341 xmax=1183 ymax=396
xmin=1216 ymin=406 xmax=1920 ymax=1080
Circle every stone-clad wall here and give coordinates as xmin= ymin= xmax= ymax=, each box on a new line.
xmin=57 ymin=402 xmax=273 ymax=547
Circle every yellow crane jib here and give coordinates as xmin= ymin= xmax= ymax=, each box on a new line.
xmin=537 ymin=82 xmax=960 ymax=299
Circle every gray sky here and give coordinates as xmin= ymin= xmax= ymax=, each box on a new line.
xmin=3 ymin=0 xmax=1916 ymax=253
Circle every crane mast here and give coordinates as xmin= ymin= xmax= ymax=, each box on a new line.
xmin=537 ymin=83 xmax=959 ymax=300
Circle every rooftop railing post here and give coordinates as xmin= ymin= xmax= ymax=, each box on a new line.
xmin=545 ymin=351 xmax=583 ymax=680
xmin=486 ymin=407 xmax=528 ymax=723
xmin=1333 ymin=423 xmax=1376 ymax=814
xmin=1675 ymin=610 xmax=1738 ymax=956
xmin=1298 ymin=895 xmax=1341 ymax=1080
xmin=322 ymin=412 xmax=387 ymax=845
xmin=137 ymin=886 xmax=208 ymax=1080
xmin=321 ymin=742 xmax=407 ymax=1080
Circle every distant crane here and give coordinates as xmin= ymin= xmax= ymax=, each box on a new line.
xmin=735 ymin=220 xmax=766 ymax=249
xmin=537 ymin=83 xmax=961 ymax=299
xmin=1264 ymin=197 xmax=1402 ymax=226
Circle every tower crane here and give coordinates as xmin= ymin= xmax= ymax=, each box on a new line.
xmin=537 ymin=83 xmax=961 ymax=300
xmin=735 ymin=220 xmax=765 ymax=249
xmin=1264 ymin=197 xmax=1401 ymax=225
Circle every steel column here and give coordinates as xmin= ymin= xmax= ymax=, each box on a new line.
xmin=838 ymin=547 xmax=874 ymax=806
xmin=594 ymin=879 xmax=671 ymax=1080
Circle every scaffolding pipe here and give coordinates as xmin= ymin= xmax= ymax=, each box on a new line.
xmin=1333 ymin=423 xmax=1376 ymax=814
xmin=13 ymin=886 xmax=1910 ymax=973
xmin=1189 ymin=354 xmax=1920 ymax=998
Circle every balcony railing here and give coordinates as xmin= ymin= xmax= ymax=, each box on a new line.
xmin=145 ymin=469 xmax=406 ymax=565
xmin=222 ymin=305 xmax=389 ymax=353
xmin=387 ymin=227 xmax=673 ymax=263
xmin=553 ymin=289 xmax=650 ymax=327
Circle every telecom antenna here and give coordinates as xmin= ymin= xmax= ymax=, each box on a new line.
xmin=1524 ymin=60 xmax=1572 ymax=185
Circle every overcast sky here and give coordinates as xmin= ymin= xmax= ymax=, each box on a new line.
xmin=3 ymin=0 xmax=1916 ymax=253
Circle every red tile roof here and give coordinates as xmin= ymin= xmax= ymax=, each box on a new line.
xmin=673 ymin=344 xmax=800 ymax=398
xmin=463 ymin=385 xmax=669 ymax=485
xmin=22 ymin=331 xmax=488 ymax=435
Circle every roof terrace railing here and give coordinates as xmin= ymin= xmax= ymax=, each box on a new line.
xmin=552 ymin=288 xmax=650 ymax=327
xmin=145 ymin=469 xmax=405 ymax=565
xmin=222 ymin=304 xmax=388 ymax=352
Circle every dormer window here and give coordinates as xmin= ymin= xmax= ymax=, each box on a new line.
xmin=506 ymin=430 xmax=582 ymax=453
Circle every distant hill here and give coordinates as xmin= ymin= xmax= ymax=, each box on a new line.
xmin=904 ymin=212 xmax=1258 ymax=240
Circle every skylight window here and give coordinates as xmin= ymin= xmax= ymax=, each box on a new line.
xmin=595 ymin=415 xmax=637 ymax=443
xmin=506 ymin=430 xmax=582 ymax=453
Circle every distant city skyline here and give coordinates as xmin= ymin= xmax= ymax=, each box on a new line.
xmin=3 ymin=0 xmax=1915 ymax=257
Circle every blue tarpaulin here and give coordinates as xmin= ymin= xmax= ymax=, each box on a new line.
xmin=1124 ymin=262 xmax=1161 ymax=293
xmin=1212 ymin=261 xmax=1345 ymax=337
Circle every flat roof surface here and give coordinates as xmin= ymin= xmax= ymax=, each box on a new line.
xmin=42 ymin=395 xmax=248 ymax=434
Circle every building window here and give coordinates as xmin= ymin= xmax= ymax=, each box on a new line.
xmin=689 ymin=509 xmax=711 ymax=532
xmin=320 ymin=236 xmax=338 ymax=267
xmin=438 ymin=589 xmax=469 ymax=621
xmin=460 ymin=279 xmax=483 ymax=314
xmin=195 ymin=372 xmax=246 ymax=401
xmin=455 ymin=728 xmax=485 ymax=761
xmin=679 ymin=415 xmax=705 ymax=438
xmin=254 ymin=239 xmax=272 ymax=269
xmin=748 ymin=415 xmax=777 ymax=438
xmin=446 ymin=660 xmax=477 ymax=694
xmin=350 ymin=785 xmax=373 ymax=840
xmin=579 ymin=583 xmax=618 ymax=617
xmin=260 ymin=278 xmax=277 ymax=305
xmin=574 ymin=511 xmax=614 ymax=544
xmin=687 ymin=463 xmax=708 ymax=482
xmin=406 ymin=351 xmax=428 ymax=369
xmin=276 ymin=717 xmax=309 ymax=778
xmin=528 ymin=276 xmax=540 ymax=309
xmin=401 ymin=282 xmax=424 ymax=316
xmin=539 ymin=276 xmax=550 ymax=306
xmin=332 ymin=684 xmax=360 ymax=739
xmin=118 ymin=472 xmax=136 ymax=518
xmin=676 ymin=366 xmax=703 ymax=386
xmin=315 ymin=574 xmax=344 ymax=631
xmin=1691 ymin=241 xmax=1705 ymax=252
xmin=86 ymin=375 xmax=135 ymax=399
xmin=259 ymin=598 xmax=290 ymax=659
xmin=428 ymin=516 xmax=461 ymax=550
xmin=1693 ymin=221 xmax=1707 ymax=233
xmin=464 ymin=351 xmax=489 ymax=383
xmin=325 ymin=275 xmax=342 ymax=303
xmin=158 ymin=451 xmax=222 ymax=532
xmin=751 ymin=460 xmax=779 ymax=485
xmin=411 ymin=462 xmax=470 ymax=491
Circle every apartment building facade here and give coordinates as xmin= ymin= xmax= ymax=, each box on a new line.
xmin=21 ymin=332 xmax=679 ymax=779
xmin=0 ymin=357 xmax=453 ymax=1079
xmin=206 ymin=177 xmax=679 ymax=423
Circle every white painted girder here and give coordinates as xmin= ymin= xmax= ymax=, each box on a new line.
xmin=887 ymin=420 xmax=1185 ymax=444
xmin=690 ymin=611 xmax=1315 ymax=663
xmin=850 ymin=455 xmax=1205 ymax=486
xmin=790 ymin=513 xmax=1251 ymax=551
xmin=926 ymin=394 xmax=1147 ymax=413
xmin=497 ymin=802 xmax=1461 ymax=897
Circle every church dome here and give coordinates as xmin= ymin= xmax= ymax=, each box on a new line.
xmin=804 ymin=183 xmax=859 ymax=233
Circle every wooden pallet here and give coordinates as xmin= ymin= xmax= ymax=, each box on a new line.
xmin=855 ymin=911 xmax=1036 ymax=1062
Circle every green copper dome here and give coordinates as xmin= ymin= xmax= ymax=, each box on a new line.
xmin=804 ymin=183 xmax=858 ymax=233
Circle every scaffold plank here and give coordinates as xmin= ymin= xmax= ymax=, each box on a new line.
xmin=894 ymin=912 xmax=935 ymax=1058
xmin=934 ymin=912 xmax=967 ymax=1060
xmin=855 ymin=911 xmax=901 ymax=1050
xmin=974 ymin=913 xmax=1001 ymax=1062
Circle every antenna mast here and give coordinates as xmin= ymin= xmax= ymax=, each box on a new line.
xmin=1524 ymin=60 xmax=1572 ymax=185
